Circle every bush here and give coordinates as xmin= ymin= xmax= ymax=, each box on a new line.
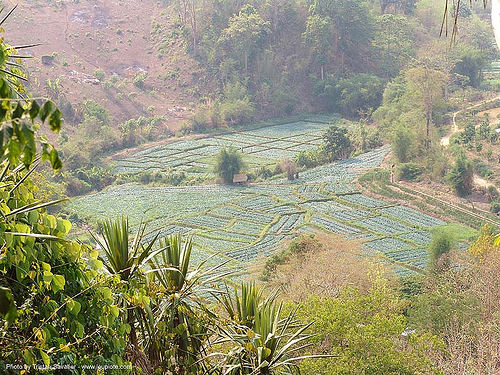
xmin=392 ymin=123 xmax=414 ymax=163
xmin=358 ymin=168 xmax=390 ymax=183
xmin=296 ymin=147 xmax=326 ymax=168
xmin=80 ymin=100 xmax=110 ymax=125
xmin=491 ymin=201 xmax=500 ymax=214
xmin=220 ymin=98 xmax=255 ymax=125
xmin=337 ymin=73 xmax=384 ymax=117
xmin=486 ymin=186 xmax=499 ymax=201
xmin=427 ymin=230 xmax=454 ymax=271
xmin=133 ymin=72 xmax=147 ymax=89
xmin=396 ymin=162 xmax=424 ymax=181
xmin=214 ymin=148 xmax=245 ymax=184
xmin=93 ymin=68 xmax=106 ymax=80
xmin=472 ymin=158 xmax=494 ymax=179
xmin=448 ymin=154 xmax=474 ymax=197
xmin=323 ymin=125 xmax=352 ymax=160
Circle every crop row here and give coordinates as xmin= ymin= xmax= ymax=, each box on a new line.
xmin=178 ymin=215 xmax=232 ymax=229
xmin=385 ymin=248 xmax=428 ymax=264
xmin=235 ymin=195 xmax=279 ymax=211
xmin=398 ymin=230 xmax=433 ymax=246
xmin=340 ymin=194 xmax=388 ymax=208
xmin=356 ymin=216 xmax=413 ymax=235
xmin=265 ymin=204 xmax=302 ymax=215
xmin=310 ymin=215 xmax=361 ymax=235
xmin=210 ymin=205 xmax=275 ymax=224
xmin=301 ymin=200 xmax=355 ymax=215
xmin=365 ymin=237 xmax=413 ymax=253
xmin=379 ymin=206 xmax=445 ymax=228
xmin=269 ymin=213 xmax=304 ymax=234
xmin=226 ymin=234 xmax=288 ymax=262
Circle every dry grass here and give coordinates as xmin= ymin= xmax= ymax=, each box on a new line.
xmin=253 ymin=233 xmax=394 ymax=302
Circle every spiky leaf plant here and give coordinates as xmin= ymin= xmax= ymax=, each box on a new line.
xmin=143 ymin=234 xmax=231 ymax=374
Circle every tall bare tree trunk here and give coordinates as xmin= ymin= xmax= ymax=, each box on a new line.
xmin=189 ymin=0 xmax=198 ymax=56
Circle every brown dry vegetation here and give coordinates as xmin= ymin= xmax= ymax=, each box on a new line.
xmin=261 ymin=233 xmax=394 ymax=302
xmin=6 ymin=0 xmax=214 ymax=131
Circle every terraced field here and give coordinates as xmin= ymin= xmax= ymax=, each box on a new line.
xmin=69 ymin=145 xmax=448 ymax=276
xmin=112 ymin=116 xmax=340 ymax=176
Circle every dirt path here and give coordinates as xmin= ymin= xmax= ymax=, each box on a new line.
xmin=440 ymin=95 xmax=500 ymax=190
xmin=440 ymin=95 xmax=500 ymax=147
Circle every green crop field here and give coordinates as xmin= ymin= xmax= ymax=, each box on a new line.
xmin=111 ymin=117 xmax=341 ymax=176
xmin=69 ymin=141 xmax=449 ymax=276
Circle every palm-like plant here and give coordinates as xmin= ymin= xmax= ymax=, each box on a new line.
xmin=143 ymin=234 xmax=230 ymax=374
xmin=213 ymin=283 xmax=330 ymax=375
xmin=219 ymin=282 xmax=274 ymax=328
xmin=91 ymin=217 xmax=161 ymax=374
xmin=91 ymin=217 xmax=161 ymax=282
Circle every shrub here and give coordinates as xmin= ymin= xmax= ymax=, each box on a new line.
xmin=472 ymin=158 xmax=493 ymax=179
xmin=397 ymin=162 xmax=424 ymax=181
xmin=220 ymin=98 xmax=255 ymax=125
xmin=491 ymin=201 xmax=500 ymax=214
xmin=448 ymin=154 xmax=474 ymax=197
xmin=392 ymin=123 xmax=414 ymax=163
xmin=337 ymin=73 xmax=384 ymax=117
xmin=323 ymin=125 xmax=352 ymax=160
xmin=133 ymin=72 xmax=147 ymax=89
xmin=486 ymin=186 xmax=499 ymax=201
xmin=214 ymin=148 xmax=245 ymax=184
xmin=93 ymin=68 xmax=106 ymax=80
xmin=427 ymin=230 xmax=454 ymax=271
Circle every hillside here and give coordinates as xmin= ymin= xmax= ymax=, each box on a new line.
xmin=6 ymin=0 xmax=212 ymax=130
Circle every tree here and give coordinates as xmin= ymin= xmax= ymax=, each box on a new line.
xmin=308 ymin=0 xmax=376 ymax=73
xmin=468 ymin=225 xmax=500 ymax=257
xmin=427 ymin=230 xmax=454 ymax=271
xmin=373 ymin=14 xmax=415 ymax=78
xmin=336 ymin=73 xmax=384 ymax=117
xmin=323 ymin=125 xmax=352 ymax=160
xmin=214 ymin=148 xmax=245 ymax=184
xmin=448 ymin=153 xmax=474 ymax=197
xmin=445 ymin=0 xmax=500 ymax=51
xmin=405 ymin=66 xmax=448 ymax=143
xmin=219 ymin=5 xmax=270 ymax=75
xmin=303 ymin=14 xmax=332 ymax=80
xmin=392 ymin=122 xmax=415 ymax=162
xmin=296 ymin=288 xmax=443 ymax=374
xmin=453 ymin=44 xmax=488 ymax=87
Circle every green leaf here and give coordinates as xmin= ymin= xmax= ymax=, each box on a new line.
xmin=12 ymin=102 xmax=24 ymax=119
xmin=110 ymin=305 xmax=119 ymax=318
xmin=51 ymin=274 xmax=65 ymax=293
xmin=40 ymin=349 xmax=50 ymax=366
xmin=0 ymin=286 xmax=17 ymax=323
xmin=48 ymin=108 xmax=62 ymax=132
xmin=39 ymin=101 xmax=53 ymax=123
xmin=75 ymin=321 xmax=84 ymax=338
xmin=23 ymin=349 xmax=36 ymax=365
xmin=29 ymin=100 xmax=40 ymax=120
xmin=43 ymin=270 xmax=53 ymax=286
xmin=57 ymin=219 xmax=72 ymax=235
xmin=67 ymin=300 xmax=81 ymax=315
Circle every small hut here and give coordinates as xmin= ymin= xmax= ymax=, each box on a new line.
xmin=232 ymin=173 xmax=248 ymax=185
